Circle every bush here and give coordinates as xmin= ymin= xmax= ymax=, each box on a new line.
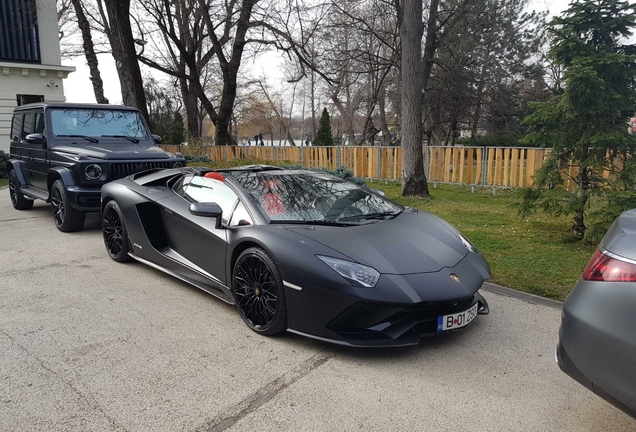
xmin=0 ymin=150 xmax=9 ymax=178
xmin=184 ymin=154 xmax=213 ymax=165
xmin=455 ymin=133 xmax=526 ymax=147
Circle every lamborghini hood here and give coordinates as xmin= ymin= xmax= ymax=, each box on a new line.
xmin=284 ymin=211 xmax=469 ymax=274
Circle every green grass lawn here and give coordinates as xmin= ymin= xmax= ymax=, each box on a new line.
xmin=370 ymin=181 xmax=595 ymax=301
xmin=0 ymin=178 xmax=8 ymax=187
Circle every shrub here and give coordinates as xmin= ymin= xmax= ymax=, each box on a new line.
xmin=455 ymin=133 xmax=526 ymax=147
xmin=184 ymin=154 xmax=213 ymax=165
xmin=0 ymin=150 xmax=9 ymax=178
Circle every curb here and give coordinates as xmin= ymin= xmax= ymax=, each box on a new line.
xmin=481 ymin=282 xmax=563 ymax=310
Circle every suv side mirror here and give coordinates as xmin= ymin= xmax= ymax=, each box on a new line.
xmin=152 ymin=134 xmax=163 ymax=144
xmin=25 ymin=133 xmax=46 ymax=146
xmin=189 ymin=202 xmax=223 ymax=228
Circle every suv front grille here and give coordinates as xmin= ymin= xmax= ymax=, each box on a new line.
xmin=110 ymin=162 xmax=172 ymax=180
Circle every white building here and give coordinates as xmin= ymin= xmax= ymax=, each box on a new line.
xmin=0 ymin=0 xmax=75 ymax=152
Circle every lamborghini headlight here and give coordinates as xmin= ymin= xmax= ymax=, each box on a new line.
xmin=458 ymin=232 xmax=481 ymax=256
xmin=316 ymin=255 xmax=380 ymax=288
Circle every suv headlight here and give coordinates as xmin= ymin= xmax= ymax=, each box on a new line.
xmin=458 ymin=232 xmax=481 ymax=256
xmin=85 ymin=164 xmax=103 ymax=180
xmin=316 ymin=255 xmax=380 ymax=287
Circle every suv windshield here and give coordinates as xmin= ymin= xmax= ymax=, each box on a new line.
xmin=234 ymin=171 xmax=403 ymax=223
xmin=50 ymin=109 xmax=148 ymax=139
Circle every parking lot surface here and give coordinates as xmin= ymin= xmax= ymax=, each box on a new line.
xmin=0 ymin=192 xmax=634 ymax=431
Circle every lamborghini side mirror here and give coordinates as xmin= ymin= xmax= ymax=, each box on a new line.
xmin=189 ymin=202 xmax=223 ymax=228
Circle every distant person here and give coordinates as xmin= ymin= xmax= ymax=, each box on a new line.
xmin=305 ymin=134 xmax=310 ymax=146
xmin=247 ymin=138 xmax=251 ymax=146
xmin=258 ymin=132 xmax=264 ymax=146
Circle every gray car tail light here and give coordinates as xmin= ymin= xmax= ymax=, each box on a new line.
xmin=582 ymin=248 xmax=636 ymax=282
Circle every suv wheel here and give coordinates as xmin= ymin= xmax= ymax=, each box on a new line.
xmin=8 ymin=170 xmax=34 ymax=210
xmin=51 ymin=180 xmax=85 ymax=232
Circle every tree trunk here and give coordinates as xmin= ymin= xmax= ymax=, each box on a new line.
xmin=104 ymin=0 xmax=149 ymax=122
xmin=310 ymin=70 xmax=317 ymax=139
xmin=72 ymin=0 xmax=108 ymax=104
xmin=180 ymin=77 xmax=199 ymax=139
xmin=379 ymin=86 xmax=392 ymax=145
xmin=573 ymin=166 xmax=590 ymax=237
xmin=471 ymin=50 xmax=491 ymax=138
xmin=400 ymin=0 xmax=431 ymax=197
xmin=259 ymin=82 xmax=296 ymax=146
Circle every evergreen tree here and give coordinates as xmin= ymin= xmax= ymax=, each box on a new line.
xmin=165 ymin=111 xmax=185 ymax=145
xmin=519 ymin=0 xmax=636 ymax=239
xmin=315 ymin=108 xmax=333 ymax=146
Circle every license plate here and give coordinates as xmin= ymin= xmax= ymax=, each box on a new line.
xmin=437 ymin=303 xmax=478 ymax=332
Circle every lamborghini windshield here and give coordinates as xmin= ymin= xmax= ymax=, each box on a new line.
xmin=233 ymin=171 xmax=403 ymax=223
xmin=50 ymin=109 xmax=148 ymax=139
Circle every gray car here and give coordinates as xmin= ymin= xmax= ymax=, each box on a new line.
xmin=557 ymin=208 xmax=636 ymax=418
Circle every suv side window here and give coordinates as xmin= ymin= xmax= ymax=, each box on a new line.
xmin=21 ymin=111 xmax=33 ymax=142
xmin=33 ymin=111 xmax=45 ymax=134
xmin=10 ymin=113 xmax=22 ymax=145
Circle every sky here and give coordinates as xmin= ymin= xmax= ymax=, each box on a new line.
xmin=62 ymin=0 xmax=573 ymax=105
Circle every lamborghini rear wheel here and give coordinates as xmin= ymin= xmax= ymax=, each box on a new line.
xmin=102 ymin=200 xmax=132 ymax=263
xmin=232 ymin=247 xmax=287 ymax=335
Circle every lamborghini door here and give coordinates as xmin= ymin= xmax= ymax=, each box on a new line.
xmin=159 ymin=174 xmax=239 ymax=286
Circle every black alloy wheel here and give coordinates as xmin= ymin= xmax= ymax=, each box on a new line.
xmin=233 ymin=247 xmax=287 ymax=335
xmin=8 ymin=170 xmax=33 ymax=210
xmin=51 ymin=186 xmax=64 ymax=226
xmin=102 ymin=200 xmax=131 ymax=262
xmin=50 ymin=180 xmax=85 ymax=232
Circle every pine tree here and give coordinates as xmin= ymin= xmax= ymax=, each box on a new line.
xmin=165 ymin=111 xmax=185 ymax=145
xmin=315 ymin=108 xmax=333 ymax=146
xmin=519 ymin=0 xmax=636 ymax=239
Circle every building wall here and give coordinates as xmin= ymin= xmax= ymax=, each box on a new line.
xmin=0 ymin=0 xmax=74 ymax=153
xmin=37 ymin=0 xmax=63 ymax=66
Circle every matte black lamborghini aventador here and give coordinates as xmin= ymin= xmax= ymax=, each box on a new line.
xmin=101 ymin=165 xmax=490 ymax=346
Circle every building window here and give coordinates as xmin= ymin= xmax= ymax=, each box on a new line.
xmin=16 ymin=94 xmax=44 ymax=106
xmin=0 ymin=0 xmax=40 ymax=63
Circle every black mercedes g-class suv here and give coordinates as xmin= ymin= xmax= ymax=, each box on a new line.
xmin=7 ymin=102 xmax=185 ymax=232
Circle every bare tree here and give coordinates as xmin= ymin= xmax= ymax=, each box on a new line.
xmin=100 ymin=0 xmax=149 ymax=121
xmin=71 ymin=0 xmax=108 ymax=104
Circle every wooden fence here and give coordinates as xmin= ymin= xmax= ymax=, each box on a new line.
xmin=160 ymin=145 xmax=555 ymax=188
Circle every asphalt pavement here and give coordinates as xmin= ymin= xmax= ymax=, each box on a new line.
xmin=0 ymin=190 xmax=633 ymax=431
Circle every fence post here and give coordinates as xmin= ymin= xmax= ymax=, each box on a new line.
xmin=424 ymin=146 xmax=429 ymax=179
xmin=223 ymin=146 xmax=227 ymax=164
xmin=481 ymin=147 xmax=487 ymax=186
xmin=377 ymin=148 xmax=382 ymax=179
xmin=273 ymin=146 xmax=278 ymax=163
xmin=336 ymin=146 xmax=341 ymax=167
xmin=301 ymin=147 xmax=305 ymax=166
xmin=246 ymin=145 xmax=250 ymax=158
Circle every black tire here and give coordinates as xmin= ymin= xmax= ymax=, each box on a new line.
xmin=102 ymin=200 xmax=132 ymax=263
xmin=50 ymin=179 xmax=85 ymax=232
xmin=232 ymin=247 xmax=287 ymax=335
xmin=8 ymin=169 xmax=33 ymax=210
